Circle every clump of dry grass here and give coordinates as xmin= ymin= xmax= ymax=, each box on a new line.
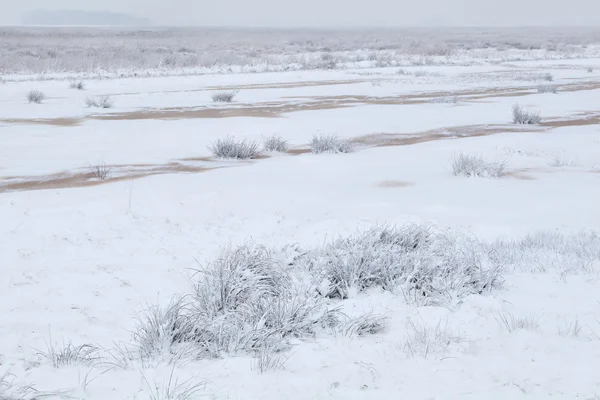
xmin=263 ymin=135 xmax=289 ymax=152
xmin=512 ymin=103 xmax=541 ymax=124
xmin=69 ymin=80 xmax=85 ymax=90
xmin=89 ymin=159 xmax=112 ymax=180
xmin=211 ymin=91 xmax=237 ymax=103
xmin=27 ymin=90 xmax=45 ymax=104
xmin=310 ymin=134 xmax=353 ymax=154
xmin=208 ymin=136 xmax=261 ymax=159
xmin=85 ymin=96 xmax=113 ymax=108
xmin=451 ymin=153 xmax=506 ymax=178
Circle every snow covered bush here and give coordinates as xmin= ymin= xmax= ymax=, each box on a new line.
xmin=451 ymin=153 xmax=506 ymax=178
xmin=430 ymin=96 xmax=458 ymax=104
xmin=69 ymin=80 xmax=85 ymax=90
xmin=85 ymin=96 xmax=114 ymax=108
xmin=296 ymin=225 xmax=502 ymax=305
xmin=27 ymin=90 xmax=45 ymax=104
xmin=512 ymin=103 xmax=541 ymax=124
xmin=89 ymin=159 xmax=112 ymax=180
xmin=263 ymin=135 xmax=289 ymax=152
xmin=310 ymin=134 xmax=353 ymax=154
xmin=211 ymin=91 xmax=236 ymax=103
xmin=537 ymin=84 xmax=557 ymax=94
xmin=208 ymin=136 xmax=261 ymax=159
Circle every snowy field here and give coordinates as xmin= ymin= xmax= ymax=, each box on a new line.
xmin=1 ymin=28 xmax=600 ymax=399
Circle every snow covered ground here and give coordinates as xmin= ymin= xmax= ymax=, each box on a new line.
xmin=1 ymin=54 xmax=600 ymax=399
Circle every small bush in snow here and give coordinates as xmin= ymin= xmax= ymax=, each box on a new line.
xmin=85 ymin=96 xmax=114 ymax=108
xmin=69 ymin=80 xmax=85 ymax=90
xmin=263 ymin=135 xmax=289 ymax=152
xmin=512 ymin=103 xmax=541 ymax=124
xmin=208 ymin=136 xmax=261 ymax=159
xmin=451 ymin=153 xmax=506 ymax=178
xmin=302 ymin=225 xmax=502 ymax=304
xmin=587 ymin=67 xmax=594 ymax=73
xmin=414 ymin=70 xmax=444 ymax=77
xmin=430 ymin=96 xmax=458 ymax=104
xmin=537 ymin=84 xmax=557 ymax=94
xmin=310 ymin=134 xmax=353 ymax=154
xmin=338 ymin=312 xmax=388 ymax=337
xmin=557 ymin=318 xmax=583 ymax=338
xmin=211 ymin=91 xmax=237 ymax=103
xmin=89 ymin=159 xmax=112 ymax=180
xmin=27 ymin=90 xmax=45 ymax=104
xmin=36 ymin=342 xmax=100 ymax=368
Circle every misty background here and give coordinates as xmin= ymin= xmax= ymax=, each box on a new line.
xmin=2 ymin=0 xmax=600 ymax=27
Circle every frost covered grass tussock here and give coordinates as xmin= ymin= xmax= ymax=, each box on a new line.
xmin=211 ymin=91 xmax=237 ymax=103
xmin=485 ymin=231 xmax=600 ymax=274
xmin=262 ymin=135 xmax=289 ymax=152
xmin=512 ymin=103 xmax=541 ymax=124
xmin=85 ymin=95 xmax=114 ymax=108
xmin=127 ymin=225 xmax=503 ymax=364
xmin=451 ymin=153 xmax=506 ymax=178
xmin=26 ymin=89 xmax=45 ymax=104
xmin=208 ymin=136 xmax=261 ymax=159
xmin=68 ymin=80 xmax=85 ymax=90
xmin=430 ymin=96 xmax=458 ymax=104
xmin=310 ymin=134 xmax=353 ymax=154
xmin=537 ymin=84 xmax=557 ymax=94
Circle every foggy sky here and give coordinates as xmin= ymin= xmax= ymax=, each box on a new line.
xmin=2 ymin=0 xmax=599 ymax=27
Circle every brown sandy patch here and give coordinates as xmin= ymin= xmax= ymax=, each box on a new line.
xmin=377 ymin=180 xmax=414 ymax=188
xmin=0 ymin=162 xmax=217 ymax=193
xmin=2 ymin=117 xmax=82 ymax=127
xmin=540 ymin=113 xmax=600 ymax=128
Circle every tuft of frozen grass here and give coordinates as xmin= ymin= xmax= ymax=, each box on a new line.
xmin=211 ymin=91 xmax=237 ymax=103
xmin=430 ymin=96 xmax=458 ymax=104
xmin=69 ymin=80 xmax=85 ymax=90
xmin=401 ymin=317 xmax=466 ymax=359
xmin=310 ymin=134 xmax=353 ymax=154
xmin=301 ymin=225 xmax=502 ymax=305
xmin=557 ymin=318 xmax=583 ymax=338
xmin=486 ymin=231 xmax=600 ymax=275
xmin=36 ymin=341 xmax=101 ymax=368
xmin=89 ymin=159 xmax=112 ymax=180
xmin=548 ymin=155 xmax=578 ymax=167
xmin=537 ymin=84 xmax=557 ymax=94
xmin=85 ymin=95 xmax=113 ymax=108
xmin=262 ymin=135 xmax=289 ymax=152
xmin=26 ymin=89 xmax=45 ymax=104
xmin=587 ymin=67 xmax=594 ymax=73
xmin=338 ymin=312 xmax=388 ymax=337
xmin=208 ymin=136 xmax=261 ymax=159
xmin=451 ymin=153 xmax=506 ymax=178
xmin=512 ymin=103 xmax=541 ymax=124
xmin=143 ymin=367 xmax=207 ymax=400
xmin=252 ymin=344 xmax=289 ymax=374
xmin=0 ymin=370 xmax=37 ymax=400
xmin=496 ymin=313 xmax=542 ymax=333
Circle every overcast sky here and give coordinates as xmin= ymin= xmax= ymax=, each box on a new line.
xmin=2 ymin=0 xmax=600 ymax=27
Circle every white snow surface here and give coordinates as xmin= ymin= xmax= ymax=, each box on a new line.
xmin=1 ymin=59 xmax=600 ymax=399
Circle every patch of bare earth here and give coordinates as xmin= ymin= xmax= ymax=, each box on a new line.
xmin=377 ymin=180 xmax=414 ymax=188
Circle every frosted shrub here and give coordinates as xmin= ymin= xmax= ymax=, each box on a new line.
xmin=263 ymin=135 xmax=289 ymax=152
xmin=451 ymin=153 xmax=506 ymax=178
xmin=85 ymin=96 xmax=114 ymax=108
xmin=310 ymin=134 xmax=353 ymax=154
xmin=211 ymin=91 xmax=236 ymax=103
xmin=430 ymin=96 xmax=458 ymax=104
xmin=512 ymin=103 xmax=541 ymax=124
xmin=27 ymin=90 xmax=45 ymax=104
xmin=208 ymin=136 xmax=261 ymax=159
xmin=69 ymin=80 xmax=85 ymax=90
xmin=537 ymin=84 xmax=557 ymax=94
